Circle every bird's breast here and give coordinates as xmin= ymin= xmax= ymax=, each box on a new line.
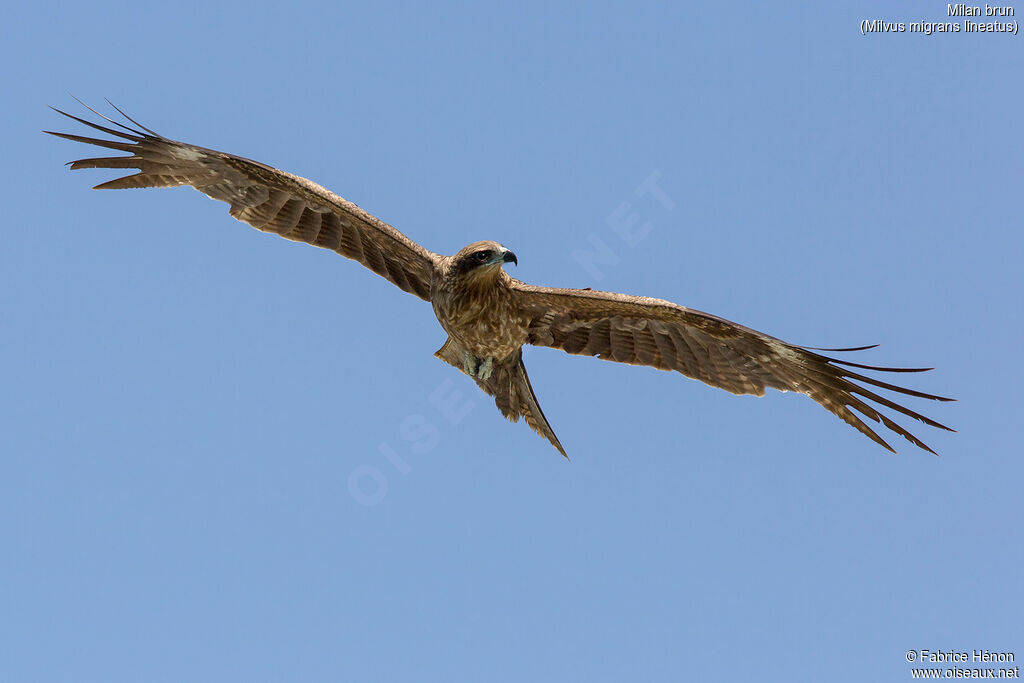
xmin=432 ymin=281 xmax=527 ymax=360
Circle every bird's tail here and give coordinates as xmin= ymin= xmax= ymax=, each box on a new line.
xmin=434 ymin=338 xmax=567 ymax=458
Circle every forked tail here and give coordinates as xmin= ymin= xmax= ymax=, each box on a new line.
xmin=435 ymin=338 xmax=567 ymax=458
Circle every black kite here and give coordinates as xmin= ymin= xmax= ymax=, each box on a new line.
xmin=47 ymin=102 xmax=954 ymax=457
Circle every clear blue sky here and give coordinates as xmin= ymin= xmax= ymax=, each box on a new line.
xmin=2 ymin=2 xmax=1021 ymax=681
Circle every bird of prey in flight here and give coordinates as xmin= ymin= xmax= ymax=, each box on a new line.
xmin=47 ymin=102 xmax=953 ymax=457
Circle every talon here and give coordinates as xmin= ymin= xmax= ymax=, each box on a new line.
xmin=462 ymin=351 xmax=495 ymax=379
xmin=463 ymin=351 xmax=479 ymax=377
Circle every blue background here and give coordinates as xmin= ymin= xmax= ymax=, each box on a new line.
xmin=2 ymin=2 xmax=1021 ymax=681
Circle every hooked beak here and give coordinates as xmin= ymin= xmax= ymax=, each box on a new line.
xmin=501 ymin=249 xmax=518 ymax=267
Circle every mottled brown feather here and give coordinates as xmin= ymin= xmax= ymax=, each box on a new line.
xmin=434 ymin=339 xmax=566 ymax=457
xmin=510 ymin=282 xmax=954 ymax=455
xmin=46 ymin=107 xmax=439 ymax=301
xmin=48 ymin=103 xmax=953 ymax=458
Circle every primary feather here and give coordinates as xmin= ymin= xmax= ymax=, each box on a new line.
xmin=48 ymin=101 xmax=954 ymax=457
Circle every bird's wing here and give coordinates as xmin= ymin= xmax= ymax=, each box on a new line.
xmin=510 ymin=282 xmax=954 ymax=454
xmin=435 ymin=339 xmax=566 ymax=457
xmin=46 ymin=103 xmax=440 ymax=301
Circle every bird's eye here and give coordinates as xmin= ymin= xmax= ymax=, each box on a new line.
xmin=474 ymin=250 xmax=491 ymax=262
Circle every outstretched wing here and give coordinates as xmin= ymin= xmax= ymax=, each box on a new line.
xmin=511 ymin=282 xmax=954 ymax=454
xmin=46 ymin=102 xmax=440 ymax=301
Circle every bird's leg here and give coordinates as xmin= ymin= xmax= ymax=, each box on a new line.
xmin=463 ymin=351 xmax=479 ymax=377
xmin=477 ymin=356 xmax=495 ymax=380
xmin=462 ymin=351 xmax=495 ymax=380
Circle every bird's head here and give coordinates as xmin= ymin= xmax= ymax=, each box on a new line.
xmin=451 ymin=241 xmax=517 ymax=281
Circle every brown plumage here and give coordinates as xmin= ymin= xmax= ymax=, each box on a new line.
xmin=47 ymin=102 xmax=954 ymax=458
